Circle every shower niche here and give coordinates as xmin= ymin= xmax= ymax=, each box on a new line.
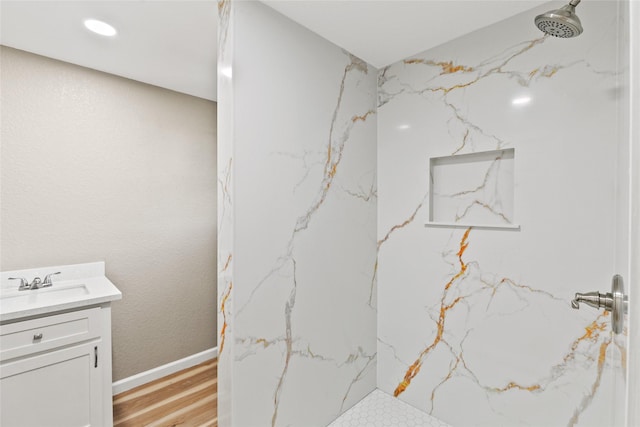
xmin=426 ymin=148 xmax=519 ymax=230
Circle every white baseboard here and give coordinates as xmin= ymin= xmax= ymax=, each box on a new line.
xmin=112 ymin=347 xmax=217 ymax=395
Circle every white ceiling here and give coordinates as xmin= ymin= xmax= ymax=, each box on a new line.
xmin=0 ymin=1 xmax=219 ymax=100
xmin=0 ymin=0 xmax=549 ymax=102
xmin=264 ymin=1 xmax=548 ymax=68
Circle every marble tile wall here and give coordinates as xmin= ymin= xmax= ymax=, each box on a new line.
xmin=217 ymin=1 xmax=234 ymax=426
xmin=218 ymin=1 xmax=378 ymax=426
xmin=221 ymin=1 xmax=634 ymax=426
xmin=627 ymin=3 xmax=640 ymax=424
xmin=377 ymin=2 xmax=629 ymax=426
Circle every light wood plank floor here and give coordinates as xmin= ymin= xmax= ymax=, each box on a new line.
xmin=113 ymin=358 xmax=217 ymax=427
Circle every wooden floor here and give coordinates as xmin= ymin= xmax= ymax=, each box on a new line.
xmin=113 ymin=358 xmax=217 ymax=427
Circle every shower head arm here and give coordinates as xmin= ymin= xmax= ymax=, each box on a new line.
xmin=569 ymin=0 xmax=581 ymax=7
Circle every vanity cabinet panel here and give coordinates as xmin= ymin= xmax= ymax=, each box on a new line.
xmin=0 ymin=340 xmax=102 ymax=426
xmin=0 ymin=306 xmax=113 ymax=426
xmin=0 ymin=307 xmax=101 ymax=361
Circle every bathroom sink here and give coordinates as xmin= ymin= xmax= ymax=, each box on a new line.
xmin=1 ymin=262 xmax=122 ymax=322
xmin=0 ymin=284 xmax=89 ymax=313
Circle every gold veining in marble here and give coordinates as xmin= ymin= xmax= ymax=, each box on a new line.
xmin=239 ymin=52 xmax=375 ymax=315
xmin=568 ymin=339 xmax=610 ymax=426
xmin=296 ymin=55 xmax=373 ymax=234
xmin=394 ymin=227 xmax=471 ymax=397
xmin=404 ymin=58 xmax=474 ymax=75
xmin=221 ymin=254 xmax=232 ymax=273
xmin=255 ymin=338 xmax=271 ymax=348
xmin=425 ymin=37 xmax=545 ymax=95
xmin=426 ymin=289 xmax=622 ymax=424
xmin=378 ymin=34 xmax=569 ymax=166
xmin=219 ymin=281 xmax=233 ymax=355
xmin=217 ymin=0 xmax=230 ymax=14
xmin=352 ymin=110 xmax=376 ymax=123
xmin=378 ymin=6 xmax=626 ymax=424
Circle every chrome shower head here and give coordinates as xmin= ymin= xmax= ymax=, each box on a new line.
xmin=535 ymin=0 xmax=583 ymax=38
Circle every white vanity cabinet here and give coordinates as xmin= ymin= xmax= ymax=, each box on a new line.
xmin=0 ymin=306 xmax=115 ymax=426
xmin=0 ymin=262 xmax=122 ymax=427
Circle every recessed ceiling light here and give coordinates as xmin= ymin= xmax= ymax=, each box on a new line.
xmin=84 ymin=19 xmax=117 ymax=37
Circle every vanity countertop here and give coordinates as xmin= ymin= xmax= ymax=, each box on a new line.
xmin=0 ymin=262 xmax=122 ymax=323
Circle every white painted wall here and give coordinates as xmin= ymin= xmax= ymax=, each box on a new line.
xmin=0 ymin=46 xmax=218 ymax=381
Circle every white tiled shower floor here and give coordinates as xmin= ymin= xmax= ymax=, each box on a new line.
xmin=328 ymin=389 xmax=451 ymax=427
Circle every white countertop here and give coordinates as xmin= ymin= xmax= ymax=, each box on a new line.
xmin=0 ymin=262 xmax=122 ymax=323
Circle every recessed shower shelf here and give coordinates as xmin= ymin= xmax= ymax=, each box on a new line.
xmin=427 ymin=148 xmax=517 ymax=230
xmin=425 ymin=221 xmax=521 ymax=231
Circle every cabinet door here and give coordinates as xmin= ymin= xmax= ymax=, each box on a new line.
xmin=0 ymin=341 xmax=102 ymax=427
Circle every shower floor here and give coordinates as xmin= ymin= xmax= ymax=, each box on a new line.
xmin=328 ymin=389 xmax=451 ymax=427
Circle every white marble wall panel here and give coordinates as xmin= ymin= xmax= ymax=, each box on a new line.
xmin=627 ymin=1 xmax=640 ymax=424
xmin=377 ymin=2 xmax=628 ymax=426
xmin=217 ymin=1 xmax=234 ymax=426
xmin=219 ymin=2 xmax=378 ymax=426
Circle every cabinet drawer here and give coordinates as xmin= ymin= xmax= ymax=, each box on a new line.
xmin=0 ymin=308 xmax=101 ymax=362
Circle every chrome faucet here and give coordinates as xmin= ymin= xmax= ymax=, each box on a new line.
xmin=9 ymin=271 xmax=60 ymax=291
xmin=571 ymin=291 xmax=614 ymax=311
xmin=571 ymin=275 xmax=628 ymax=334
xmin=43 ymin=271 xmax=61 ymax=286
